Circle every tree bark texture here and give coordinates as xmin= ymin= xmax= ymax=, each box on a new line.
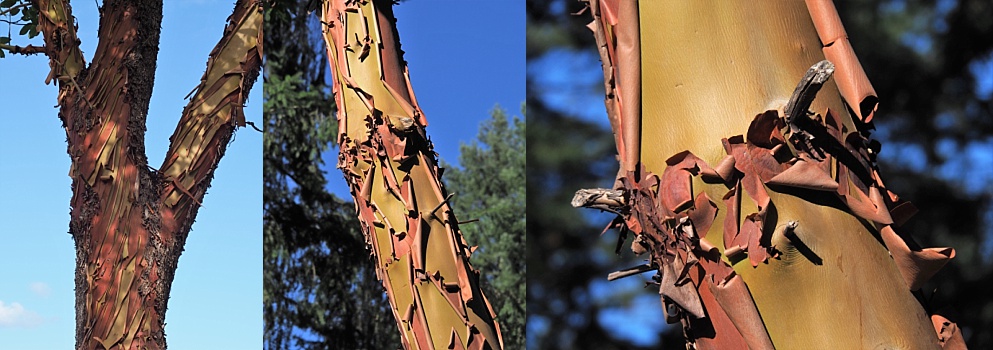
xmin=320 ymin=0 xmax=504 ymax=349
xmin=32 ymin=0 xmax=262 ymax=348
xmin=576 ymin=0 xmax=965 ymax=348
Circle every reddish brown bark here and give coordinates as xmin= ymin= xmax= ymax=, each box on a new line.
xmin=31 ymin=0 xmax=261 ymax=348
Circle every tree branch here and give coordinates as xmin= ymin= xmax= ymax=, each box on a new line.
xmin=0 ymin=43 xmax=45 ymax=55
xmin=33 ymin=0 xmax=86 ymax=85
xmin=158 ymin=0 xmax=261 ymax=222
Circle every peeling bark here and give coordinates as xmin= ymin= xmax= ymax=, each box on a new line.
xmin=32 ymin=0 xmax=261 ymax=348
xmin=575 ymin=1 xmax=957 ymax=348
xmin=319 ymin=0 xmax=502 ymax=349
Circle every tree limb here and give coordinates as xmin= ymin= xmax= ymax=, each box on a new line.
xmin=159 ymin=0 xmax=262 ymax=221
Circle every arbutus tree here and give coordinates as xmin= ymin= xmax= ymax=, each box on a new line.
xmin=0 ymin=0 xmax=261 ymax=348
xmin=571 ymin=1 xmax=965 ymax=348
xmin=319 ymin=0 xmax=503 ymax=348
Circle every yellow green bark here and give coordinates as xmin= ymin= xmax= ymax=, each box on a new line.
xmin=580 ymin=1 xmax=951 ymax=349
xmin=320 ymin=0 xmax=503 ymax=349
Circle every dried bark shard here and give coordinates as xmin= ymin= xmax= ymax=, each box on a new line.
xmin=767 ymin=155 xmax=839 ymax=191
xmin=709 ymin=274 xmax=775 ymax=350
xmin=785 ymin=60 xmax=835 ymax=126
xmin=879 ymin=226 xmax=955 ymax=291
xmin=571 ymin=188 xmax=626 ymax=213
xmin=659 ymin=262 xmax=705 ymax=319
xmin=931 ymin=314 xmax=967 ymax=349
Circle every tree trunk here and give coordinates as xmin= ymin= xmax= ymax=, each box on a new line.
xmin=30 ymin=0 xmax=261 ymax=348
xmin=319 ymin=0 xmax=503 ymax=349
xmin=574 ymin=0 xmax=963 ymax=348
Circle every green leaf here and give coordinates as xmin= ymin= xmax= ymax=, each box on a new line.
xmin=0 ymin=0 xmax=17 ymax=8
xmin=0 ymin=36 xmax=10 ymax=45
xmin=18 ymin=24 xmax=29 ymax=36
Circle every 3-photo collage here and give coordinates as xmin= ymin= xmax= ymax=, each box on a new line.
xmin=1 ymin=0 xmax=991 ymax=348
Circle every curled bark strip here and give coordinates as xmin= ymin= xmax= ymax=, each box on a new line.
xmin=584 ymin=0 xmax=641 ymax=172
xmin=615 ymin=0 xmax=641 ymax=172
xmin=879 ymin=225 xmax=955 ymax=291
xmin=709 ymin=274 xmax=775 ymax=350
xmin=660 ymin=261 xmax=705 ymax=319
xmin=931 ymin=314 xmax=967 ymax=349
xmin=806 ymin=0 xmax=878 ymax=122
xmin=767 ymin=154 xmax=839 ymax=191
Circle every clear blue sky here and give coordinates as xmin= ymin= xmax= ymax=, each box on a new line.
xmin=0 ymin=1 xmax=262 ymax=349
xmin=323 ymin=1 xmax=525 ymax=197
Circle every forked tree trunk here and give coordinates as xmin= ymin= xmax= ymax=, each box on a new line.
xmin=573 ymin=1 xmax=965 ymax=348
xmin=29 ymin=0 xmax=261 ymax=348
xmin=319 ymin=0 xmax=503 ymax=349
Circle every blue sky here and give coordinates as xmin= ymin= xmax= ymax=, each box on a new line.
xmin=0 ymin=1 xmax=261 ymax=349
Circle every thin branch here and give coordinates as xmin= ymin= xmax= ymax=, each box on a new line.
xmin=0 ymin=3 xmax=29 ymax=17
xmin=607 ymin=263 xmax=656 ymax=281
xmin=245 ymin=120 xmax=263 ymax=132
xmin=429 ymin=193 xmax=455 ymax=219
xmin=0 ymin=18 xmax=28 ymax=25
xmin=0 ymin=43 xmax=45 ymax=55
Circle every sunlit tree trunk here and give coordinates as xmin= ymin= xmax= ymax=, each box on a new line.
xmin=573 ymin=1 xmax=964 ymax=348
xmin=319 ymin=0 xmax=503 ymax=349
xmin=25 ymin=0 xmax=261 ymax=348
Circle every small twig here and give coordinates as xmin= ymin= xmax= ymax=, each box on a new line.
xmin=0 ymin=18 xmax=28 ymax=25
xmin=429 ymin=193 xmax=455 ymax=219
xmin=457 ymin=218 xmax=479 ymax=225
xmin=0 ymin=3 xmax=29 ymax=17
xmin=245 ymin=121 xmax=263 ymax=132
xmin=607 ymin=263 xmax=656 ymax=281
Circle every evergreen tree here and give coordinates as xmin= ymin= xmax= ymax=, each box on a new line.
xmin=446 ymin=106 xmax=527 ymax=349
